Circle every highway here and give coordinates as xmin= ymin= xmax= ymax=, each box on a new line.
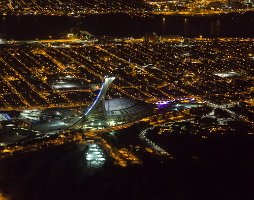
xmin=139 ymin=127 xmax=171 ymax=156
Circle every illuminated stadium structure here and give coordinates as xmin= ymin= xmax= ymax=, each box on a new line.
xmin=0 ymin=113 xmax=12 ymax=122
xmin=105 ymin=98 xmax=151 ymax=121
xmin=214 ymin=71 xmax=239 ymax=78
xmin=84 ymin=76 xmax=115 ymax=119
xmin=50 ymin=77 xmax=91 ymax=90
xmin=0 ymin=76 xmax=153 ymax=145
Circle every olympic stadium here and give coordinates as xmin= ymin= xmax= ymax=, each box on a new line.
xmin=0 ymin=118 xmax=37 ymax=146
xmin=0 ymin=76 xmax=153 ymax=146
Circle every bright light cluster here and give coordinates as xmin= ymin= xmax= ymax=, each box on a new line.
xmin=86 ymin=143 xmax=106 ymax=168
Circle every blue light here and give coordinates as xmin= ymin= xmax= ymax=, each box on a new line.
xmin=4 ymin=113 xmax=12 ymax=121
xmin=84 ymin=83 xmax=105 ymax=116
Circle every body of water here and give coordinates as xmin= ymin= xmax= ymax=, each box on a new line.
xmin=0 ymin=13 xmax=254 ymax=40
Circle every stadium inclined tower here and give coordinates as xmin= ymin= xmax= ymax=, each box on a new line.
xmin=84 ymin=76 xmax=115 ymax=120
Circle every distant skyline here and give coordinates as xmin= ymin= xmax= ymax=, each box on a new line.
xmin=0 ymin=0 xmax=253 ymax=16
